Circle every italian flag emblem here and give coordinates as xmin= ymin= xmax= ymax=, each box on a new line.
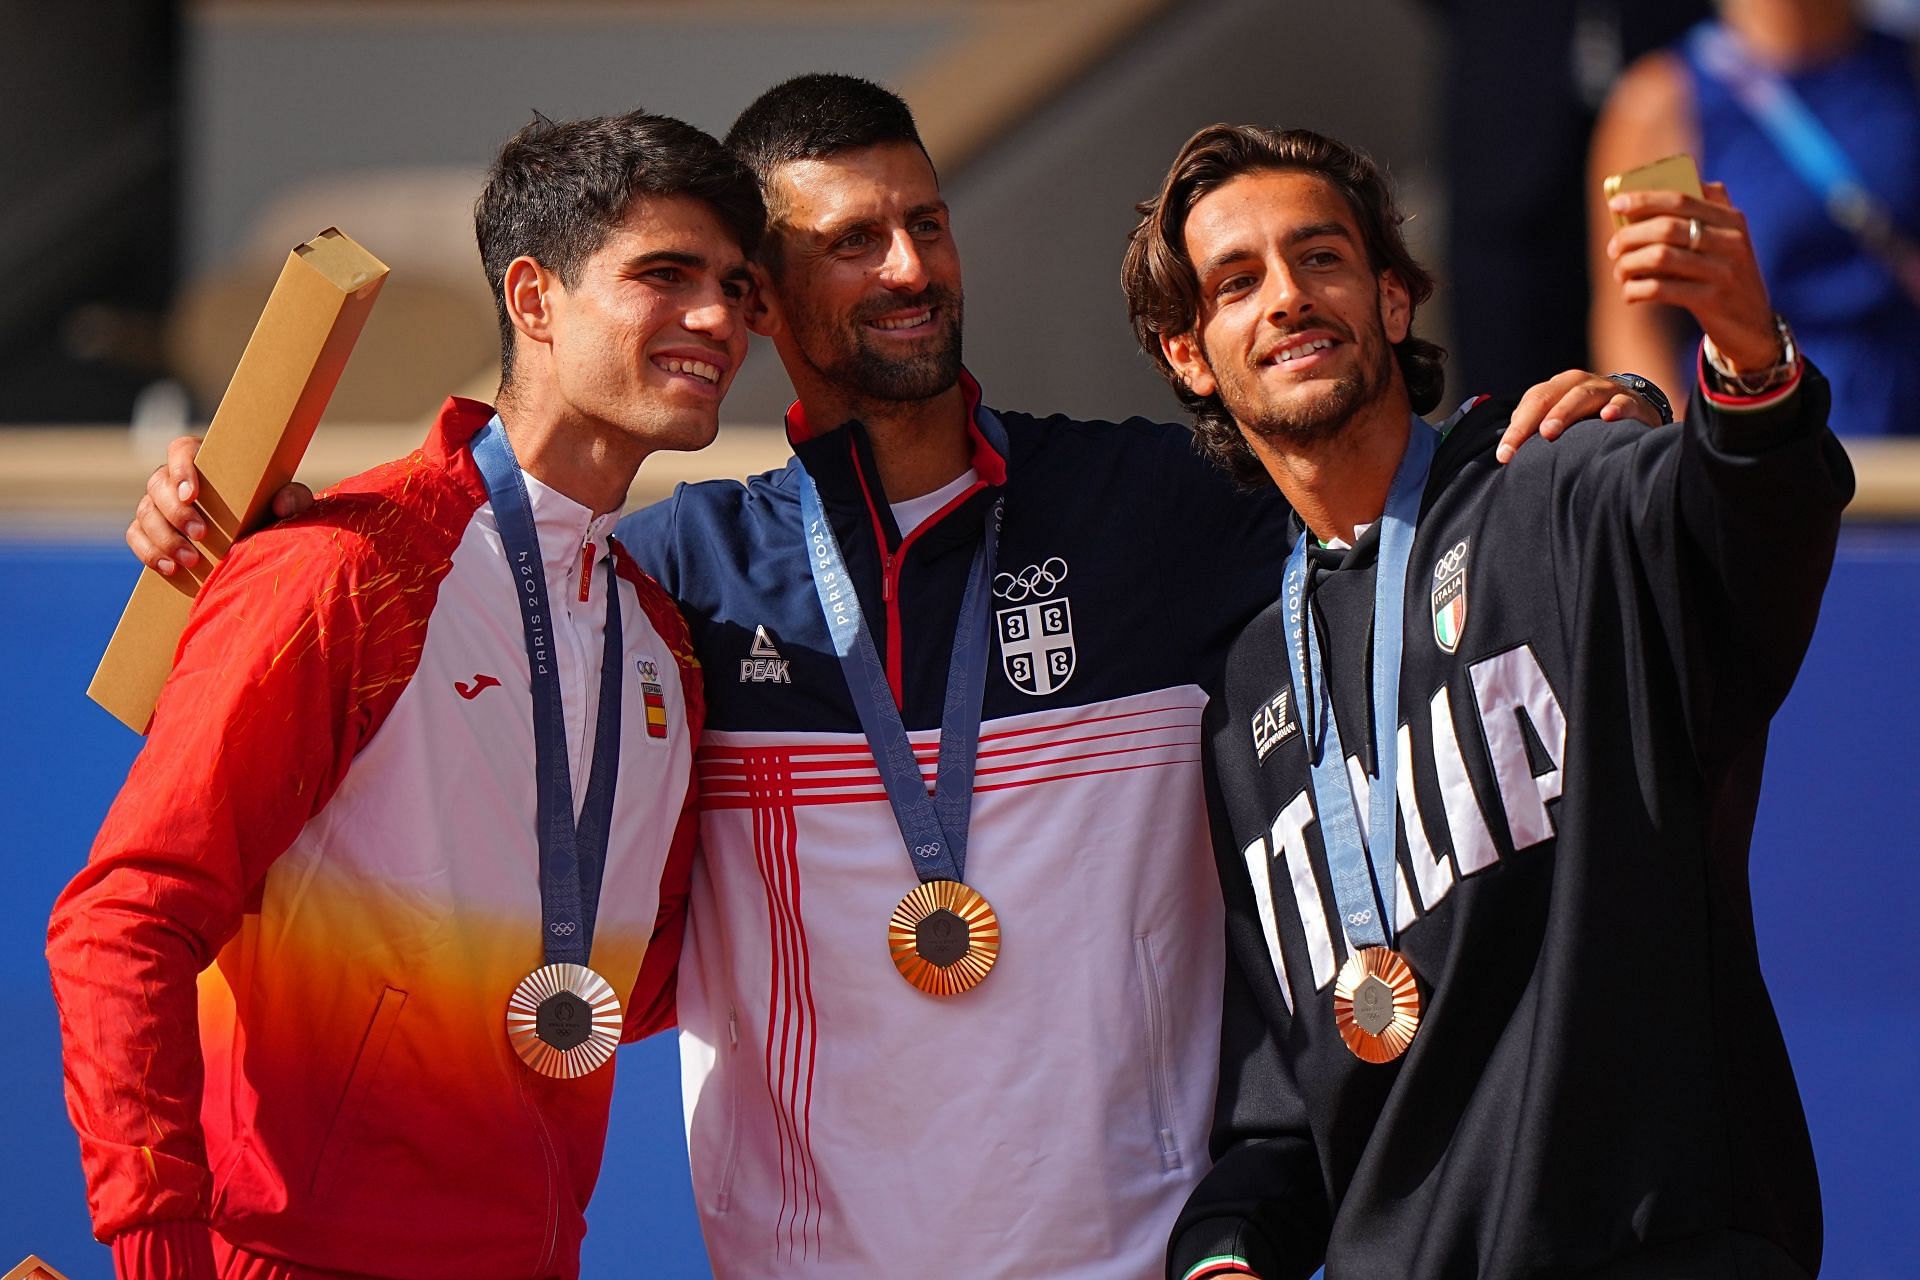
xmin=1431 ymin=538 xmax=1470 ymax=654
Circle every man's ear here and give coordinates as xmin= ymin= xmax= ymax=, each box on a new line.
xmin=1378 ymin=268 xmax=1412 ymax=345
xmin=503 ymin=255 xmax=557 ymax=352
xmin=1161 ymin=329 xmax=1217 ymax=399
xmin=745 ymin=262 xmax=782 ymax=339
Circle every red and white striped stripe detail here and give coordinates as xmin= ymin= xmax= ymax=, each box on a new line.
xmin=698 ymin=705 xmax=1202 ymax=809
xmin=747 ymin=750 xmax=822 ymax=1264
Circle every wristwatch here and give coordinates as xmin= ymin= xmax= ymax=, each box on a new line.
xmin=1605 ymin=372 xmax=1674 ymax=425
xmin=1702 ymin=313 xmax=1800 ymax=396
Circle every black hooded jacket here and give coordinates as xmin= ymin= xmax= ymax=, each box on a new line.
xmin=1173 ymin=367 xmax=1852 ymax=1280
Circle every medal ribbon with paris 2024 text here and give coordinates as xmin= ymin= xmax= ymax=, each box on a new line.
xmin=472 ymin=417 xmax=627 ymax=1077
xmin=1281 ymin=413 xmax=1436 ymax=1061
xmin=800 ymin=410 xmax=1007 ymax=996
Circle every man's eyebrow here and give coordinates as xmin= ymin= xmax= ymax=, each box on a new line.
xmin=1288 ymin=221 xmax=1353 ymax=248
xmin=623 ymin=249 xmax=705 ymax=270
xmin=812 ymin=200 xmax=951 ymax=244
xmin=1196 ymin=222 xmax=1356 ymax=280
xmin=1198 ymin=245 xmax=1256 ymax=280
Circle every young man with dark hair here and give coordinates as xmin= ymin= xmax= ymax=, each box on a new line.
xmin=49 ymin=108 xmax=759 ymax=1279
xmin=124 ymin=77 xmax=1664 ymax=1277
xmin=1123 ymin=123 xmax=1848 ymax=1279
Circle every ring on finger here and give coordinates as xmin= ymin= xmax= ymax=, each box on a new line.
xmin=1687 ymin=216 xmax=1702 ymax=252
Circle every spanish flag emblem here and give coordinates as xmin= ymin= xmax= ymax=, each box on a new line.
xmin=637 ymin=658 xmax=669 ymax=740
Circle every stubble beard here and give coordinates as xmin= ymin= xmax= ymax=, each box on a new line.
xmin=1216 ymin=319 xmax=1394 ymax=451
xmin=800 ymin=285 xmax=966 ymax=404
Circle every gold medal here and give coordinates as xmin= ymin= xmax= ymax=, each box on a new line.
xmin=1332 ymin=946 xmax=1421 ymax=1063
xmin=507 ymin=962 xmax=622 ymax=1078
xmin=887 ymin=880 xmax=1000 ymax=997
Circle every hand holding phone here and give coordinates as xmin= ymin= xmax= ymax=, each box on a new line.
xmin=1603 ymin=154 xmax=1704 ymax=227
xmin=1603 ymin=157 xmax=1780 ymax=373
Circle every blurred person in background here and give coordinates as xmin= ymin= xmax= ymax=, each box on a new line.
xmin=1421 ymin=0 xmax=1707 ymax=395
xmin=1589 ymin=0 xmax=1920 ymax=433
xmin=122 ymin=74 xmax=1663 ymax=1279
xmin=47 ymin=110 xmax=754 ymax=1279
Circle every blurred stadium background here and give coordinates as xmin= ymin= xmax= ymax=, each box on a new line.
xmin=2 ymin=1 xmax=1915 ymax=1275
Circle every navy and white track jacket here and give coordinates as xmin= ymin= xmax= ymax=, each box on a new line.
xmin=619 ymin=372 xmax=1288 ymax=1277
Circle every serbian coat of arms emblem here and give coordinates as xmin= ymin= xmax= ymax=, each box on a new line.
xmin=1431 ymin=538 xmax=1469 ymax=654
xmin=994 ymin=557 xmax=1076 ymax=696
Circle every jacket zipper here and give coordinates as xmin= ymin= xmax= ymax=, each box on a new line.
xmin=715 ymin=1006 xmax=743 ymax=1213
xmin=849 ymin=444 xmax=910 ymax=707
xmin=525 ymin=523 xmax=590 ymax=1272
xmin=847 ymin=442 xmax=990 ymax=710
xmin=1134 ymin=935 xmax=1184 ymax=1172
xmin=880 ymin=548 xmax=904 ymax=706
xmin=577 ymin=539 xmax=595 ymax=603
xmin=518 ymin=1072 xmax=563 ymax=1275
xmin=879 ymin=480 xmax=987 ymax=707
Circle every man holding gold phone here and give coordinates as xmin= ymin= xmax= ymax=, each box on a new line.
xmin=1124 ymin=126 xmax=1846 ymax=1280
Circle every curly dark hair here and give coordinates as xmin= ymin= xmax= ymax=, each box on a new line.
xmin=476 ymin=108 xmax=764 ymax=382
xmin=1121 ymin=124 xmax=1445 ymax=487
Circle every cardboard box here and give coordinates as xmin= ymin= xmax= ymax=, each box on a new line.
xmin=3 ymin=1257 xmax=73 ymax=1280
xmin=88 ymin=228 xmax=388 ymax=733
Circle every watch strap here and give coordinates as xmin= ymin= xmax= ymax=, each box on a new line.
xmin=1702 ymin=314 xmax=1800 ymax=396
xmin=1605 ymin=372 xmax=1674 ymax=425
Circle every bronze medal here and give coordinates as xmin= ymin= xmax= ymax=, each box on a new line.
xmin=507 ymin=962 xmax=622 ymax=1078
xmin=1332 ymin=946 xmax=1421 ymax=1063
xmin=887 ymin=880 xmax=1000 ymax=997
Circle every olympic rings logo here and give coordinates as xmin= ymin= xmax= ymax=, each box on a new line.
xmin=550 ymin=921 xmax=578 ymax=936
xmin=1434 ymin=539 xmax=1470 ymax=580
xmin=914 ymin=842 xmax=943 ymax=859
xmin=994 ymin=557 xmax=1069 ymax=602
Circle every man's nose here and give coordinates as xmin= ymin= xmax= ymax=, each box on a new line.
xmin=878 ymin=229 xmax=930 ymax=292
xmin=685 ymin=288 xmax=739 ymax=340
xmin=1262 ymin=265 xmax=1311 ymax=324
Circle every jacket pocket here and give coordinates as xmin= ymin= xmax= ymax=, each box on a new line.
xmin=308 ymin=985 xmax=408 ymax=1196
xmin=1134 ymin=934 xmax=1184 ymax=1172
xmin=712 ymin=1005 xmax=744 ymax=1214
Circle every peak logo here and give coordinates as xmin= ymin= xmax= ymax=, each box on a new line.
xmin=740 ymin=624 xmax=792 ymax=684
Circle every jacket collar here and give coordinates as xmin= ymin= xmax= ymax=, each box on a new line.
xmin=785 ymin=367 xmax=1009 ymax=484
xmin=784 ymin=369 xmax=1009 ymax=554
xmin=432 ymin=395 xmax=621 ymax=596
xmin=428 ymin=396 xmax=497 ymax=467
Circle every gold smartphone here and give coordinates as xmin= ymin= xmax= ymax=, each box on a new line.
xmin=1603 ymin=153 xmax=1704 ymax=226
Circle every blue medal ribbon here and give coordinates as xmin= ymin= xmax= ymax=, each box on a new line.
xmin=472 ymin=418 xmax=623 ymax=967
xmin=799 ymin=413 xmax=1006 ymax=887
xmin=1281 ymin=416 xmax=1437 ymax=950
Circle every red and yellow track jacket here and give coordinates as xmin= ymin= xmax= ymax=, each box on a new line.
xmin=48 ymin=398 xmax=701 ymax=1279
